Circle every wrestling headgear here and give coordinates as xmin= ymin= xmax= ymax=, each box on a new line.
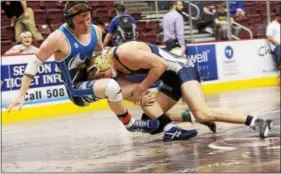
xmin=87 ymin=54 xmax=117 ymax=79
xmin=63 ymin=1 xmax=93 ymax=29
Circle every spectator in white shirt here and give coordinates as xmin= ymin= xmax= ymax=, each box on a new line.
xmin=266 ymin=12 xmax=280 ymax=66
xmin=5 ymin=31 xmax=39 ymax=56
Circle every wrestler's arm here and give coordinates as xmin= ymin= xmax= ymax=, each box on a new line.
xmin=6 ymin=31 xmax=61 ymax=111
xmin=21 ymin=32 xmax=61 ymax=94
xmin=118 ymin=46 xmax=168 ymax=91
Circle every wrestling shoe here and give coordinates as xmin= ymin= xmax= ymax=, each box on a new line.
xmin=127 ymin=119 xmax=159 ymax=133
xmin=266 ymin=119 xmax=274 ymax=130
xmin=163 ymin=126 xmax=198 ymax=142
xmin=253 ymin=119 xmax=271 ymax=138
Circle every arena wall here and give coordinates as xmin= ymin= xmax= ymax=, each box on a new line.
xmin=1 ymin=39 xmax=279 ymax=124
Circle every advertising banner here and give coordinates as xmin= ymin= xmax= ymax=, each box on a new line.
xmin=215 ymin=39 xmax=278 ymax=82
xmin=187 ymin=44 xmax=219 ymax=82
xmin=1 ymin=56 xmax=68 ymax=108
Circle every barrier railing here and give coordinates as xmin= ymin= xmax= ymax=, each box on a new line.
xmin=231 ymin=21 xmax=254 ymax=40
xmin=182 ymin=1 xmax=200 ymax=20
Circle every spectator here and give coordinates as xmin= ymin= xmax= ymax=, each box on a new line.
xmin=228 ymin=1 xmax=245 ymax=17
xmin=4 ymin=31 xmax=39 ymax=56
xmin=196 ymin=2 xmax=217 ymax=34
xmin=103 ymin=4 xmax=137 ymax=47
xmin=162 ymin=1 xmax=186 ymax=56
xmin=1 ymin=1 xmax=43 ymax=42
xmin=266 ymin=12 xmax=280 ymax=67
xmin=214 ymin=4 xmax=240 ymax=40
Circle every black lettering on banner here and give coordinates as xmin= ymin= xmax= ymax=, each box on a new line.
xmin=258 ymin=45 xmax=271 ymax=56
xmin=47 ymin=88 xmax=65 ymax=98
xmin=59 ymin=88 xmax=64 ymax=96
xmin=53 ymin=89 xmax=59 ymax=97
xmin=47 ymin=89 xmax=52 ymax=98
xmin=25 ymin=91 xmax=42 ymax=101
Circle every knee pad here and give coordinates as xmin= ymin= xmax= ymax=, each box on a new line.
xmin=105 ymin=80 xmax=123 ymax=102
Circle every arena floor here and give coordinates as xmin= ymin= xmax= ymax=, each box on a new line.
xmin=2 ymin=86 xmax=280 ymax=173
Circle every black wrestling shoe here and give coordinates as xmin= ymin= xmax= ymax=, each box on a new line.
xmin=266 ymin=119 xmax=274 ymax=130
xmin=253 ymin=119 xmax=270 ymax=138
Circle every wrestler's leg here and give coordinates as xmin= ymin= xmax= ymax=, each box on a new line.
xmin=180 ymin=80 xmax=271 ymax=137
xmin=117 ymin=76 xmax=190 ymax=123
xmin=94 ymin=78 xmax=159 ymax=132
xmin=117 ymin=77 xmax=178 ymax=119
xmin=116 ymin=77 xmax=198 ymax=140
xmin=141 ymin=91 xmax=177 ymax=119
xmin=94 ymin=78 xmax=128 ymax=115
xmin=117 ymin=77 xmax=139 ymax=102
xmin=117 ymin=77 xmax=180 ymax=134
xmin=117 ymin=77 xmax=207 ymax=131
xmin=181 ymin=80 xmax=247 ymax=123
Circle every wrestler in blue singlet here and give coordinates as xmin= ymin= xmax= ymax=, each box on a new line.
xmin=56 ymin=25 xmax=100 ymax=106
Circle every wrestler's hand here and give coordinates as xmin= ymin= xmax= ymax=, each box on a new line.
xmin=6 ymin=94 xmax=25 ymax=112
xmin=133 ymin=85 xmax=147 ymax=105
xmin=140 ymin=91 xmax=156 ymax=106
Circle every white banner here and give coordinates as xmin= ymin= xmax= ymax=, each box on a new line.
xmin=215 ymin=39 xmax=278 ymax=82
xmin=1 ymin=55 xmax=68 ymax=109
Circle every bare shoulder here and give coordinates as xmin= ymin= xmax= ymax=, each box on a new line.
xmin=38 ymin=30 xmax=69 ymax=58
xmin=43 ymin=30 xmax=65 ymax=47
xmin=117 ymin=42 xmax=138 ymax=55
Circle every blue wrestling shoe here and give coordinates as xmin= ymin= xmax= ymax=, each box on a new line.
xmin=127 ymin=119 xmax=160 ymax=133
xmin=163 ymin=127 xmax=198 ymax=142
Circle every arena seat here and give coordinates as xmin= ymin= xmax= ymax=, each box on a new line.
xmin=45 ymin=9 xmax=63 ymax=25
xmin=108 ymin=9 xmax=117 ymax=18
xmin=27 ymin=1 xmax=44 ymax=10
xmin=42 ymin=1 xmax=63 ymax=9
xmin=130 ymin=12 xmax=142 ymax=21
xmin=88 ymin=1 xmax=99 ymax=6
xmin=98 ymin=1 xmax=114 ymax=6
xmin=94 ymin=9 xmax=109 ymax=17
xmin=1 ymin=45 xmax=11 ymax=55
xmin=50 ymin=23 xmax=62 ymax=31
xmin=145 ymin=21 xmax=159 ymax=30
xmin=2 ymin=19 xmax=10 ymax=27
xmin=37 ymin=24 xmax=52 ymax=38
xmin=32 ymin=40 xmax=43 ymax=48
xmin=136 ymin=21 xmax=147 ymax=30
xmin=1 ymin=26 xmax=14 ymax=40
xmin=35 ymin=18 xmax=48 ymax=25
